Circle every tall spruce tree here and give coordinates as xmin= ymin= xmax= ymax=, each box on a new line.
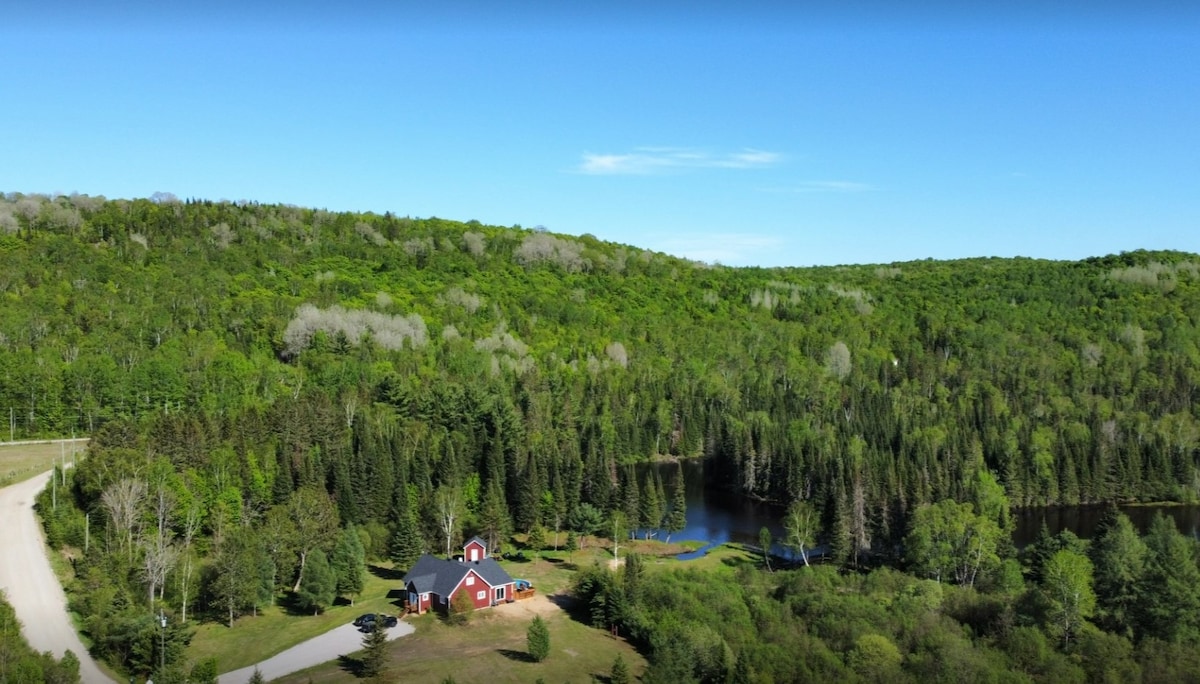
xmin=1089 ymin=509 xmax=1146 ymax=637
xmin=1138 ymin=513 xmax=1200 ymax=642
xmin=331 ymin=524 xmax=366 ymax=604
xmin=360 ymin=620 xmax=390 ymax=679
xmin=297 ymin=549 xmax=336 ymax=615
xmin=639 ymin=473 xmax=663 ymax=539
xmin=665 ymin=465 xmax=687 ymax=543
xmin=389 ymin=506 xmax=424 ymax=571
xmin=527 ymin=615 xmax=551 ymax=662
xmin=621 ymin=467 xmax=640 ymax=539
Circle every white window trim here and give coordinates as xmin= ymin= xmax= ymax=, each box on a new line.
xmin=476 ymin=590 xmax=486 ymax=600
xmin=466 ymin=576 xmax=475 ymax=586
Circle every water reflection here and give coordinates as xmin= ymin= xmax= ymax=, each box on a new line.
xmin=1012 ymin=504 xmax=1200 ymax=546
xmin=644 ymin=459 xmax=1200 ymax=555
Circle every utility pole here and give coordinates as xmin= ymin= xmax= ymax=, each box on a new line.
xmin=159 ymin=609 xmax=167 ymax=673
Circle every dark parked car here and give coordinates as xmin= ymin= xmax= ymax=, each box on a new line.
xmin=355 ymin=613 xmax=398 ymax=632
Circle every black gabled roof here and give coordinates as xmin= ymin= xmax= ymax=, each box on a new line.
xmin=465 ymin=536 xmax=488 ymax=550
xmin=471 ymin=558 xmax=512 ymax=587
xmin=401 ymin=554 xmax=448 ymax=595
xmin=401 ymin=554 xmax=513 ymax=598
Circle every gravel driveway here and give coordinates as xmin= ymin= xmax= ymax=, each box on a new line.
xmin=0 ymin=462 xmax=414 ymax=684
xmin=0 ymin=468 xmax=113 ymax=683
xmin=218 ymin=620 xmax=414 ymax=684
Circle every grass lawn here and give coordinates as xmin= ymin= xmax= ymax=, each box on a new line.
xmin=275 ymin=594 xmax=645 ymax=684
xmin=187 ymin=565 xmax=405 ymax=673
xmin=269 ymin=541 xmax=655 ymax=684
xmin=664 ymin=542 xmax=760 ymax=573
xmin=185 ymin=536 xmax=727 ymax=679
xmin=0 ymin=439 xmax=88 ymax=487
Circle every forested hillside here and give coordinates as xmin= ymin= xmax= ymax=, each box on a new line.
xmin=6 ymin=192 xmax=1199 ymax=679
xmin=4 ymin=193 xmax=1198 ymax=519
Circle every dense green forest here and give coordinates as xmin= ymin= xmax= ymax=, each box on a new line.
xmin=4 ymin=192 xmax=1199 ymax=679
xmin=577 ymin=508 xmax=1200 ymax=683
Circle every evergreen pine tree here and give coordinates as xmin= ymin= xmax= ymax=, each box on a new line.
xmin=1138 ymin=513 xmax=1200 ymax=642
xmin=360 ymin=620 xmax=390 ymax=679
xmin=1089 ymin=508 xmax=1146 ymax=637
xmin=566 ymin=530 xmax=578 ymax=563
xmin=248 ymin=668 xmax=265 ymax=684
xmin=639 ymin=474 xmax=662 ymax=539
xmin=527 ymin=614 xmax=551 ymax=662
xmin=479 ymin=481 xmax=511 ymax=552
xmin=331 ymin=524 xmax=366 ymax=604
xmin=527 ymin=524 xmax=546 ymax=557
xmin=732 ymin=650 xmax=753 ymax=684
xmin=826 ymin=490 xmax=852 ymax=569
xmin=389 ymin=507 xmax=424 ymax=571
xmin=665 ymin=464 xmax=687 ymax=543
xmin=297 ymin=549 xmax=336 ymax=615
xmin=621 ymin=467 xmax=640 ymax=539
xmin=611 ymin=654 xmax=630 ymax=684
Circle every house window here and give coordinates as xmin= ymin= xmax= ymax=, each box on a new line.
xmin=476 ymin=590 xmax=486 ymax=601
xmin=496 ymin=586 xmax=506 ymax=600
xmin=421 ymin=593 xmax=429 ymax=601
xmin=466 ymin=576 xmax=475 ymax=586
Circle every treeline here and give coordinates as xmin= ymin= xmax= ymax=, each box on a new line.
xmin=576 ymin=507 xmax=1200 ymax=683
xmin=3 ymin=195 xmax=1197 ymax=519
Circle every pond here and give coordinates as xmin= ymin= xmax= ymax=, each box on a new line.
xmin=1012 ymin=503 xmax=1200 ymax=546
xmin=642 ymin=459 xmax=1200 ymax=558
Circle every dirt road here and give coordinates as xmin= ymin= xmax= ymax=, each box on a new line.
xmin=0 ymin=468 xmax=113 ymax=683
xmin=218 ymin=620 xmax=414 ymax=684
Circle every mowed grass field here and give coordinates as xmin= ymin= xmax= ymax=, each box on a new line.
xmin=0 ymin=439 xmax=88 ymax=486
xmin=274 ymin=552 xmax=648 ymax=684
xmin=188 ymin=566 xmax=404 ymax=673
xmin=275 ymin=599 xmax=646 ymax=684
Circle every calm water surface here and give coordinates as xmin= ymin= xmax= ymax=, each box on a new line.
xmin=646 ymin=459 xmax=1200 ymax=553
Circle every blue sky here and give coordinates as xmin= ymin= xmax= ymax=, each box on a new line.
xmin=2 ymin=2 xmax=1197 ymax=267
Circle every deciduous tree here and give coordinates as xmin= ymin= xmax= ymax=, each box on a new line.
xmin=904 ymin=499 xmax=1001 ymax=586
xmin=782 ymin=499 xmax=819 ymax=567
xmin=1041 ymin=549 xmax=1095 ymax=648
xmin=287 ymin=487 xmax=339 ymax=593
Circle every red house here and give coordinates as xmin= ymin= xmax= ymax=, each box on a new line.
xmin=402 ymin=538 xmax=516 ymax=614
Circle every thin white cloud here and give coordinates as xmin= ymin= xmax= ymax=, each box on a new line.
xmin=577 ymin=147 xmax=781 ymax=175
xmin=781 ymin=181 xmax=873 ymax=193
xmin=649 ymin=233 xmax=785 ymax=266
